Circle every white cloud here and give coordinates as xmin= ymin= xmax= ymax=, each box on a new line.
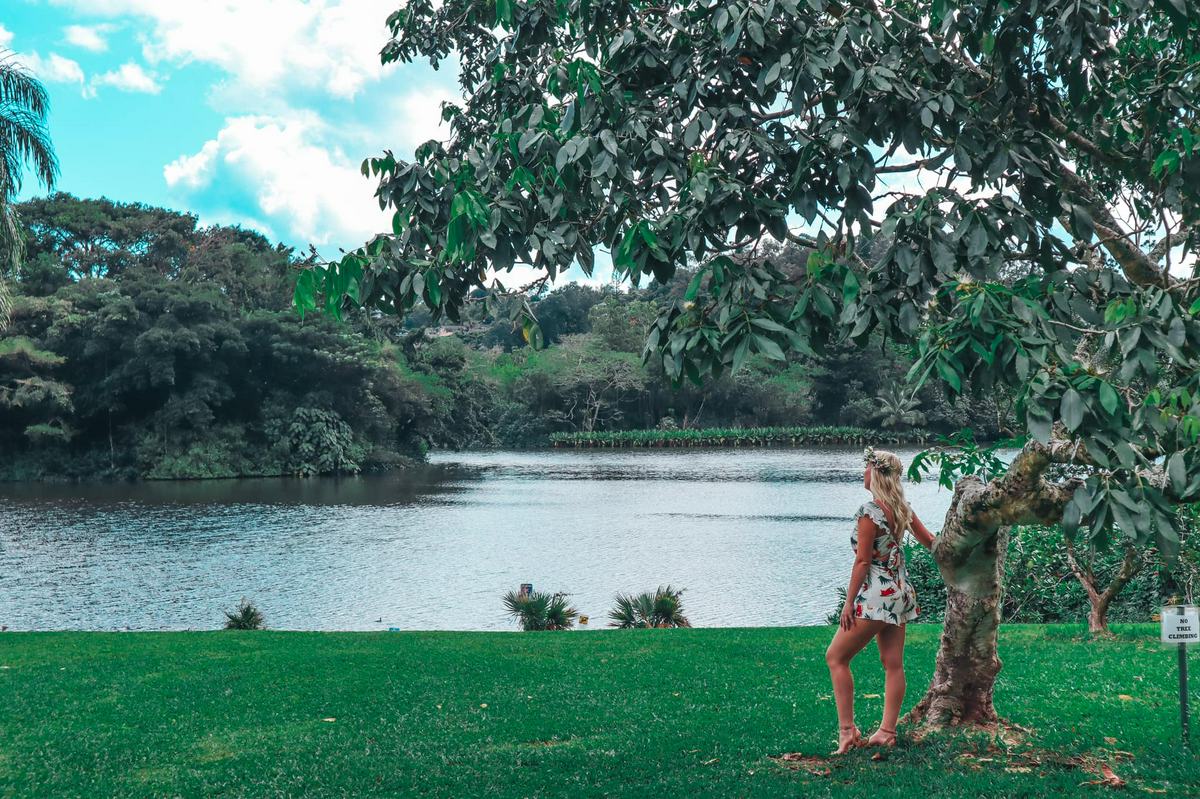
xmin=164 ymin=113 xmax=389 ymax=249
xmin=0 ymin=24 xmax=14 ymax=49
xmin=19 ymin=51 xmax=86 ymax=86
xmin=51 ymin=0 xmax=399 ymax=101
xmin=64 ymin=23 xmax=113 ymax=52
xmin=91 ymin=62 xmax=161 ymax=94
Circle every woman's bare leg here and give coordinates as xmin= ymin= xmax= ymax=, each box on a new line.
xmin=868 ymin=622 xmax=906 ymax=745
xmin=825 ymin=619 xmax=885 ymax=753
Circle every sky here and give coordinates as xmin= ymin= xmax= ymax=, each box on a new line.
xmin=2 ymin=1 xmax=464 ymax=257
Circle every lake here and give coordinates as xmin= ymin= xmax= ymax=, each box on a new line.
xmin=0 ymin=448 xmax=956 ymax=631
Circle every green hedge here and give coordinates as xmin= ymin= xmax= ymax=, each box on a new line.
xmin=548 ymin=425 xmax=931 ymax=448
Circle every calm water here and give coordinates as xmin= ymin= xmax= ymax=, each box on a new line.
xmin=0 ymin=448 xmax=955 ymax=631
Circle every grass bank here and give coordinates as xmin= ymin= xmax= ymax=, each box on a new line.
xmin=1 ymin=625 xmax=1194 ymax=798
xmin=549 ymin=425 xmax=931 ymax=448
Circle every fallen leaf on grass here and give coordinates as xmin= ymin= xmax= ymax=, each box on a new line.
xmin=1080 ymin=764 xmax=1126 ymax=789
xmin=322 ymin=718 xmax=336 ymax=723
xmin=480 ymin=703 xmax=488 ymax=709
xmin=1118 ymin=694 xmax=1134 ymax=702
xmin=771 ymin=753 xmax=833 ymax=776
xmin=1140 ymin=788 xmax=1166 ymax=794
xmin=870 ymin=751 xmax=888 ymax=762
xmin=1104 ymin=737 xmax=1119 ymax=745
xmin=861 ymin=693 xmax=881 ymax=699
xmin=702 ymin=758 xmax=720 ymax=766
xmin=1006 ymin=767 xmax=1033 ymax=774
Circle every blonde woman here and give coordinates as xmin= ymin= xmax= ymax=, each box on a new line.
xmin=826 ymin=447 xmax=936 ymax=753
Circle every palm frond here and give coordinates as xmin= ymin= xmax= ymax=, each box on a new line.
xmin=0 ymin=53 xmax=50 ymax=118
xmin=0 ymin=105 xmax=58 ymax=196
xmin=0 ymin=51 xmax=58 ymax=202
xmin=503 ymin=588 xmax=575 ymax=631
xmin=609 ymin=586 xmax=690 ymax=628
xmin=0 ymin=277 xmax=11 ymax=331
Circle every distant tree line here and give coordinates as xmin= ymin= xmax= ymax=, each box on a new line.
xmin=0 ymin=195 xmax=435 ymax=479
xmin=1 ymin=195 xmax=1012 ymax=479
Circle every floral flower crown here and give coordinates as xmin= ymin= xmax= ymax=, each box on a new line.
xmin=863 ymin=447 xmax=896 ymax=476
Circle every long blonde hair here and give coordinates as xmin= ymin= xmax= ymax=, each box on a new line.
xmin=865 ymin=448 xmax=912 ymax=537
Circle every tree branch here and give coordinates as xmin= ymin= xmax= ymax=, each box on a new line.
xmin=1057 ymin=164 xmax=1167 ymax=288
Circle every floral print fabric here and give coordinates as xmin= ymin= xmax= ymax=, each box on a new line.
xmin=849 ymin=500 xmax=920 ymax=626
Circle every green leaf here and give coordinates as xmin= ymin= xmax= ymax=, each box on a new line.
xmin=842 ymin=269 xmax=860 ymax=305
xmin=812 ymin=289 xmax=835 ymax=318
xmin=935 ymin=357 xmax=961 ymax=393
xmin=1026 ymin=409 xmax=1051 ymax=443
xmin=424 ymin=270 xmax=443 ymax=308
xmin=1098 ymin=382 xmax=1120 ymax=416
xmin=731 ymin=335 xmax=751 ymax=373
xmin=293 ymin=268 xmax=318 ymax=317
xmin=1061 ymin=494 xmax=1082 ymax=536
xmin=1060 ymin=388 xmax=1085 ymax=431
xmin=496 ymin=0 xmax=514 ymax=27
xmin=752 ymin=334 xmax=786 ymax=361
xmin=1069 ymin=203 xmax=1095 ymax=243
xmin=1168 ymin=453 xmax=1187 ymax=495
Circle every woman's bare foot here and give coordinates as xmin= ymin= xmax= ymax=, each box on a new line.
xmin=866 ymin=727 xmax=897 ymax=747
xmin=832 ymin=724 xmax=863 ymax=755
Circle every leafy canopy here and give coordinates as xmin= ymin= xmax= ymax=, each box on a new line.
xmin=299 ymin=0 xmax=1200 ymax=553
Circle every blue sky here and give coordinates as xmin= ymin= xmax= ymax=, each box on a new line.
xmin=2 ymin=1 xmax=464 ymax=257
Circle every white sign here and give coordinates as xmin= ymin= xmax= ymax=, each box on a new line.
xmin=1161 ymin=606 xmax=1200 ymax=644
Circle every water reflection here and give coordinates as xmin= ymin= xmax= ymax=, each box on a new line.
xmin=0 ymin=448 xmax=956 ymax=631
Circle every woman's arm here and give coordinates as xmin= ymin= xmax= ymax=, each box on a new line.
xmin=840 ymin=516 xmax=877 ymax=630
xmin=910 ymin=511 xmax=936 ymax=550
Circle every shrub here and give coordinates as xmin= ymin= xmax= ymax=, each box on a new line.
xmin=609 ymin=586 xmax=691 ymax=628
xmin=223 ymin=599 xmax=265 ymax=630
xmin=502 ymin=589 xmax=577 ymax=631
xmin=877 ymin=523 xmax=1200 ymax=625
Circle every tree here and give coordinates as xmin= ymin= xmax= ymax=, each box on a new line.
xmin=302 ymin=1 xmax=1200 ymax=728
xmin=0 ymin=51 xmax=57 ymax=327
xmin=1063 ymin=536 xmax=1147 ymax=636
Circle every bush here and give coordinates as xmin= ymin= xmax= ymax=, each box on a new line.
xmin=903 ymin=525 xmax=1198 ymax=624
xmin=609 ymin=586 xmax=691 ymax=628
xmin=223 ymin=599 xmax=265 ymax=630
xmin=502 ymin=589 xmax=577 ymax=631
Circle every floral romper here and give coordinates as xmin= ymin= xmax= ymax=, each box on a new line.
xmin=850 ymin=500 xmax=920 ymax=625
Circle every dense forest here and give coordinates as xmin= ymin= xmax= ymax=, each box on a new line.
xmin=0 ymin=195 xmax=1009 ymax=480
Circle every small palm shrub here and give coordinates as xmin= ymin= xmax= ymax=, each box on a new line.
xmin=223 ymin=599 xmax=265 ymax=630
xmin=608 ymin=585 xmax=691 ymax=628
xmin=502 ymin=589 xmax=577 ymax=631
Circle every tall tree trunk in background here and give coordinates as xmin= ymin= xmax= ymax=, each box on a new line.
xmin=907 ymin=443 xmax=1078 ymax=728
xmin=1063 ymin=538 xmax=1144 ymax=636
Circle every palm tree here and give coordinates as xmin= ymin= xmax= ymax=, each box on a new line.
xmin=608 ymin=585 xmax=691 ymax=629
xmin=0 ymin=51 xmax=58 ymax=328
xmin=502 ymin=589 xmax=578 ymax=631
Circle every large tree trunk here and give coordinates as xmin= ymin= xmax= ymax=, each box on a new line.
xmin=910 ymin=523 xmax=1009 ymax=725
xmin=907 ymin=442 xmax=1079 ymax=729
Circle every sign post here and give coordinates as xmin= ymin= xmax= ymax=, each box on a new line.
xmin=1161 ymin=605 xmax=1199 ymax=746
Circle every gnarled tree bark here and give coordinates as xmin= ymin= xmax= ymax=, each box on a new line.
xmin=907 ymin=442 xmax=1079 ymax=727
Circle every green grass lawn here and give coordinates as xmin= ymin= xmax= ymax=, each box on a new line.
xmin=1 ymin=625 xmax=1196 ymax=798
